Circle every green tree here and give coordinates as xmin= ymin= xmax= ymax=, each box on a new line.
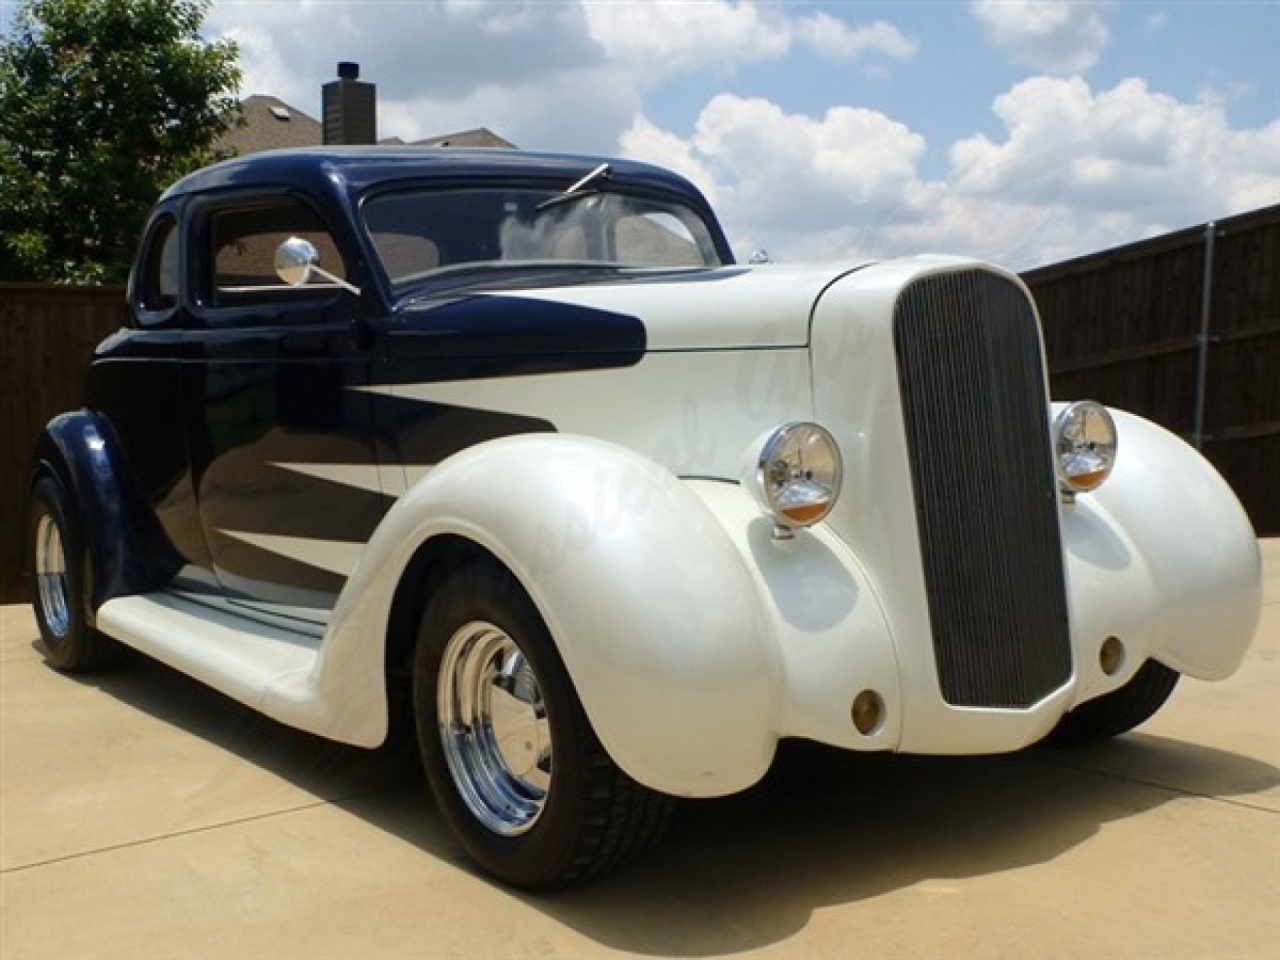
xmin=0 ymin=0 xmax=240 ymax=282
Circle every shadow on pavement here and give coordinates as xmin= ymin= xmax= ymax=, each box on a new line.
xmin=38 ymin=639 xmax=1280 ymax=957
xmin=537 ymin=735 xmax=1277 ymax=955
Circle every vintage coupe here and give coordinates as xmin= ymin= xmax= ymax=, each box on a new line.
xmin=27 ymin=147 xmax=1261 ymax=888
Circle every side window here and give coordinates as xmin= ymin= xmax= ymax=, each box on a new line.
xmin=136 ymin=215 xmax=180 ymax=320
xmin=209 ymin=199 xmax=346 ymax=306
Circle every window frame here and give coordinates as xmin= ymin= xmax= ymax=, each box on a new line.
xmin=190 ymin=190 xmax=353 ymax=328
xmin=131 ymin=212 xmax=182 ymax=328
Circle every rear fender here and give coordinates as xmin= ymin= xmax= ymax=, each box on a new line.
xmin=30 ymin=411 xmax=182 ymax=611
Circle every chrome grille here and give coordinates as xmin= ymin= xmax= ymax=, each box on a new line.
xmin=893 ymin=270 xmax=1071 ymax=708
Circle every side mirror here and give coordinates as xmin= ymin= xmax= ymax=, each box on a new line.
xmin=274 ymin=236 xmax=360 ymax=295
xmin=274 ymin=236 xmax=318 ymax=285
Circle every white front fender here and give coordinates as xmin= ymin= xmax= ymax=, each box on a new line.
xmin=314 ymin=434 xmax=780 ymax=796
xmin=1068 ymin=408 xmax=1261 ymax=681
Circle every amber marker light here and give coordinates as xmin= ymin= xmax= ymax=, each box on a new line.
xmin=1100 ymin=636 xmax=1126 ymax=676
xmin=851 ymin=690 xmax=885 ymax=736
xmin=1053 ymin=400 xmax=1117 ymax=496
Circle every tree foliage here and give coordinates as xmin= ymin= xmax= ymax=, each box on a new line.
xmin=0 ymin=0 xmax=240 ymax=282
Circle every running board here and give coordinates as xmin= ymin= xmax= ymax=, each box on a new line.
xmin=96 ymin=592 xmax=323 ymax=728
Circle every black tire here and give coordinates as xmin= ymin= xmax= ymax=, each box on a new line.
xmin=412 ymin=562 xmax=674 ymax=889
xmin=26 ymin=474 xmax=128 ymax=672
xmin=1044 ymin=659 xmax=1180 ymax=746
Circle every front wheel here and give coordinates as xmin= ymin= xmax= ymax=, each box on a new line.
xmin=1044 ymin=659 xmax=1180 ymax=746
xmin=412 ymin=562 xmax=674 ymax=889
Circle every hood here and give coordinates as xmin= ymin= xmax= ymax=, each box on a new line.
xmin=394 ymin=263 xmax=872 ymax=352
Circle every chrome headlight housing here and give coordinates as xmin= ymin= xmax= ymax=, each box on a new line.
xmin=745 ymin=422 xmax=843 ymax=529
xmin=1053 ymin=400 xmax=1117 ymax=494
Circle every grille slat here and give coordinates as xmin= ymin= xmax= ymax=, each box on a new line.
xmin=894 ymin=270 xmax=1071 ymax=708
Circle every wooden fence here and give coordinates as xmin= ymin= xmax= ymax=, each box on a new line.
xmin=1026 ymin=202 xmax=1280 ymax=540
xmin=2 ymin=208 xmax=1278 ymax=602
xmin=1 ymin=284 xmax=127 ymax=603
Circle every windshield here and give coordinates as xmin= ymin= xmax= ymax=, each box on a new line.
xmin=363 ymin=185 xmax=725 ymax=290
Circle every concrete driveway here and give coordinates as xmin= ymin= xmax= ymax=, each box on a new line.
xmin=3 ymin=544 xmax=1278 ymax=959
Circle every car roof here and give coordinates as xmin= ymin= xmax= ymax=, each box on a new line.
xmin=161 ymin=146 xmax=706 ymax=203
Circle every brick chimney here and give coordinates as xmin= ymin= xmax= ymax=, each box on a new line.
xmin=322 ymin=62 xmax=376 ymax=145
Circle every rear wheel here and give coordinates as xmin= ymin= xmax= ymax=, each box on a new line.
xmin=1045 ymin=659 xmax=1180 ymax=746
xmin=27 ymin=474 xmax=127 ymax=672
xmin=413 ymin=562 xmax=673 ymax=889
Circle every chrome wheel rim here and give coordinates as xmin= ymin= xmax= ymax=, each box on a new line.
xmin=437 ymin=621 xmax=551 ymax=836
xmin=34 ymin=513 xmax=71 ymax=638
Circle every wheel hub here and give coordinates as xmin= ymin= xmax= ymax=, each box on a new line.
xmin=437 ymin=621 xmax=551 ymax=836
xmin=34 ymin=513 xmax=71 ymax=637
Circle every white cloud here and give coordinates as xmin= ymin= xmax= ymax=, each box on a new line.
xmin=208 ymin=0 xmax=916 ymax=155
xmin=622 ymin=77 xmax=1280 ymax=270
xmin=202 ymin=2 xmax=1280 ymax=270
xmin=1142 ymin=11 xmax=1170 ymax=33
xmin=379 ymin=64 xmax=640 ymax=152
xmin=216 ymin=23 xmax=301 ymax=105
xmin=208 ymin=0 xmax=606 ymax=120
xmin=582 ymin=1 xmax=785 ymax=77
xmin=795 ymin=14 xmax=918 ymax=62
xmin=212 ymin=0 xmax=914 ymax=129
xmin=950 ymin=76 xmax=1280 ymax=225
xmin=582 ymin=3 xmax=915 ymax=80
xmin=971 ymin=0 xmax=1110 ymax=74
xmin=619 ymin=114 xmax=723 ymax=207
xmin=622 ymin=94 xmax=937 ymax=263
xmin=689 ymin=95 xmax=925 ymax=223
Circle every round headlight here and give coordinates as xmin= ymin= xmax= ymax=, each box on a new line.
xmin=748 ymin=423 xmax=843 ymax=528
xmin=1053 ymin=401 xmax=1117 ymax=493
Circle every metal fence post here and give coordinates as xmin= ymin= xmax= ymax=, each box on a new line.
xmin=1192 ymin=221 xmax=1218 ymax=449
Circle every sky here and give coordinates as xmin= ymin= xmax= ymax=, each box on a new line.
xmin=13 ymin=0 xmax=1280 ymax=270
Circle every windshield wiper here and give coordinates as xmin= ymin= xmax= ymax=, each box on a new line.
xmin=536 ymin=162 xmax=612 ymax=212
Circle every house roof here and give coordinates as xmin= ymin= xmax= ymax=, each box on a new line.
xmin=217 ymin=94 xmax=515 ymax=157
xmin=385 ymin=128 xmax=516 ymax=149
xmin=218 ymin=95 xmax=323 ymax=156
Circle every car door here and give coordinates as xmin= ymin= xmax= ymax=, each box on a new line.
xmin=181 ymin=191 xmax=390 ymax=627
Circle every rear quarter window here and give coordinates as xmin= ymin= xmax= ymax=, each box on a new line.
xmin=135 ymin=215 xmax=180 ymax=322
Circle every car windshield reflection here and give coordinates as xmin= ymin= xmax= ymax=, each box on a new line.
xmin=363 ymin=186 xmax=724 ymax=290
